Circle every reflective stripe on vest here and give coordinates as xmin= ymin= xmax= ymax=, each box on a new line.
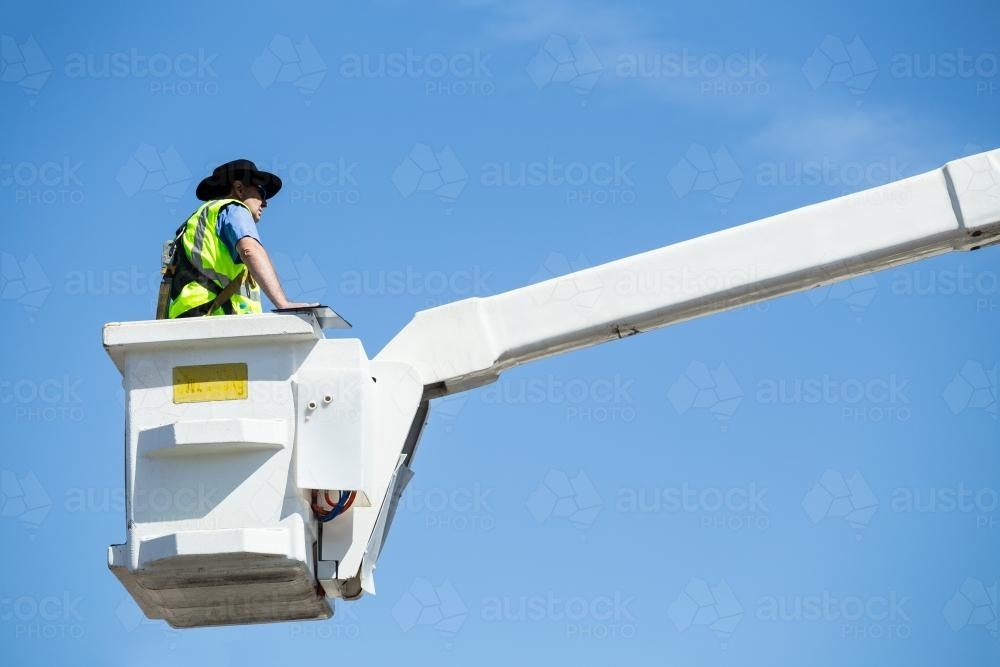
xmin=168 ymin=199 xmax=262 ymax=318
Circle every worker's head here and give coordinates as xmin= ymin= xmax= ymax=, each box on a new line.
xmin=196 ymin=159 xmax=282 ymax=222
xmin=228 ymin=179 xmax=268 ymax=222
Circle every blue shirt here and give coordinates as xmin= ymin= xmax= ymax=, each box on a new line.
xmin=216 ymin=203 xmax=261 ymax=263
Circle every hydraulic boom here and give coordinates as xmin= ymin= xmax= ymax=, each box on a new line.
xmin=104 ymin=149 xmax=999 ymax=628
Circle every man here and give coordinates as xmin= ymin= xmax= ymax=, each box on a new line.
xmin=167 ymin=159 xmax=316 ymax=318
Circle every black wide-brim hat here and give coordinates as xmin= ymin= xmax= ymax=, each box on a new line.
xmin=195 ymin=159 xmax=282 ymax=201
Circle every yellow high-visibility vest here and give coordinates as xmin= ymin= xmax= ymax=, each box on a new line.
xmin=168 ymin=199 xmax=261 ymax=318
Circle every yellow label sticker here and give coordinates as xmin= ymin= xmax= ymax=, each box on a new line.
xmin=173 ymin=363 xmax=248 ymax=403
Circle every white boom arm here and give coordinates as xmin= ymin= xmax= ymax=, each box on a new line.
xmin=377 ymin=149 xmax=1000 ymax=392
xmin=104 ymin=149 xmax=999 ymax=629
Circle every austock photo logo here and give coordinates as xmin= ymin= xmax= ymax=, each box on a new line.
xmin=480 ymin=156 xmax=636 ymax=205
xmin=611 ymin=263 xmax=765 ymax=309
xmin=756 ymin=590 xmax=912 ymax=640
xmin=481 ymin=372 xmax=636 ymax=423
xmin=290 ymin=602 xmax=361 ymax=641
xmin=398 ymin=482 xmax=495 ymax=532
xmin=65 ymin=482 xmax=222 ymax=522
xmin=1 ymin=157 xmax=85 ymax=205
xmin=755 ymin=156 xmax=910 ymax=196
xmin=392 ymin=143 xmax=468 ymax=214
xmin=252 ymin=35 xmax=327 ymax=104
xmin=480 ymin=590 xmax=636 ymax=640
xmin=889 ymin=262 xmax=998 ymax=315
xmin=611 ymin=469 xmax=992 ymax=541
xmin=532 ymin=37 xmax=990 ymax=107
xmin=527 ymin=252 xmax=605 ymax=310
xmin=63 ymin=47 xmax=219 ymax=96
xmin=806 ymin=275 xmax=878 ymax=324
xmin=394 ymin=151 xmax=637 ymax=211
xmin=891 ymin=49 xmax=998 ymax=96
xmin=951 ymin=147 xmax=1000 ymax=199
xmin=253 ymin=156 xmax=361 ymax=206
xmin=802 ymin=35 xmax=878 ymax=106
xmin=340 ymin=48 xmax=494 ymax=97
xmin=392 ymin=577 xmax=636 ymax=645
xmin=1 ymin=375 xmax=85 ymax=423
xmin=116 ymin=597 xmax=181 ymax=649
xmin=525 ymin=470 xmax=603 ymax=540
xmin=616 ymin=483 xmax=770 ymax=533
xmin=426 ymin=360 xmax=635 ymax=432
xmin=668 ymin=578 xmax=743 ymax=649
xmin=669 ymin=578 xmax=917 ymax=646
xmin=116 ymin=143 xmax=193 ymax=215
xmin=272 ymin=253 xmax=328 ymax=303
xmin=338 ymin=263 xmax=493 ymax=307
xmin=1 ymin=252 xmax=51 ymax=323
xmin=426 ymin=394 xmax=469 ymax=434
xmin=943 ymin=361 xmax=997 ymax=421
xmin=124 ymin=358 xmax=187 ymax=421
xmin=527 ymin=35 xmax=603 ymax=106
xmin=942 ymin=578 xmax=997 ymax=638
xmin=1 ymin=470 xmax=51 ymax=540
xmin=670 ymin=359 xmax=913 ymax=428
xmin=757 ymin=372 xmax=912 ymax=422
xmin=667 ymin=143 xmax=743 ymax=214
xmin=891 ymin=484 xmax=998 ymax=530
xmin=392 ymin=578 xmax=468 ymax=648
xmin=1 ymin=589 xmax=85 ymax=640
xmin=667 ymin=361 xmax=743 ymax=432
xmin=614 ymin=47 xmax=769 ymax=97
xmin=61 ymin=262 xmax=192 ymax=315
xmin=801 ymin=469 xmax=879 ymax=541
xmin=805 ymin=256 xmax=880 ymax=323
xmin=1 ymin=35 xmax=51 ymax=105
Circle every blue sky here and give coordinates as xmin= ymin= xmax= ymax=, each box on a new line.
xmin=2 ymin=0 xmax=998 ymax=664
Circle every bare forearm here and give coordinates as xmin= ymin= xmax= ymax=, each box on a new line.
xmin=237 ymin=238 xmax=290 ymax=308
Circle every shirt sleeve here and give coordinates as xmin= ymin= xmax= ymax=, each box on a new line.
xmin=216 ymin=203 xmax=261 ymax=263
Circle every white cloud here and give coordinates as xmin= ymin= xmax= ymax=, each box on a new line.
xmin=745 ymin=109 xmax=952 ymax=169
xmin=453 ymin=0 xmax=967 ymax=165
xmin=459 ymin=0 xmax=645 ymax=45
xmin=454 ymin=0 xmax=815 ymax=114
